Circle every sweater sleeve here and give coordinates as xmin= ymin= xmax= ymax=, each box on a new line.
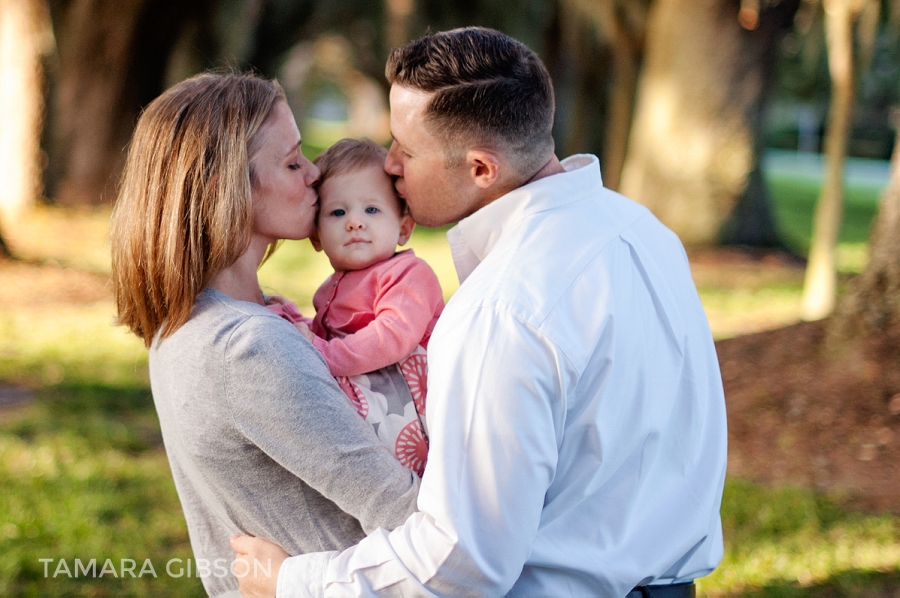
xmin=313 ymin=258 xmax=444 ymax=377
xmin=224 ymin=314 xmax=420 ymax=534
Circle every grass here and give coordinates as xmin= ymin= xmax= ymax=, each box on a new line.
xmin=0 ymin=164 xmax=897 ymax=596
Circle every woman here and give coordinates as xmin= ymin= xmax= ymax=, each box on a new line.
xmin=109 ymin=72 xmax=420 ymax=598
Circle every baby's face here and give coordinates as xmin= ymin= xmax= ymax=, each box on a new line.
xmin=314 ymin=165 xmax=413 ymax=272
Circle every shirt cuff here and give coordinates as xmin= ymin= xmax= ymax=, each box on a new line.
xmin=276 ymin=552 xmax=333 ymax=598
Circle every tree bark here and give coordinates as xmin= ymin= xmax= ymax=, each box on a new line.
xmin=801 ymin=0 xmax=857 ymax=320
xmin=44 ymin=0 xmax=148 ymax=206
xmin=565 ymin=0 xmax=648 ymax=192
xmin=829 ymin=111 xmax=900 ymax=340
xmin=44 ymin=0 xmax=213 ymax=206
xmin=619 ymin=0 xmax=797 ymax=248
xmin=0 ymin=0 xmax=52 ymax=224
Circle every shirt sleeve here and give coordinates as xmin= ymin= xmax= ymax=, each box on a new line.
xmin=313 ymin=259 xmax=444 ymax=377
xmin=277 ymin=306 xmax=565 ymax=596
xmin=224 ymin=314 xmax=421 ymax=535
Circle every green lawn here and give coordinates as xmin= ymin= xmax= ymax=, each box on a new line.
xmin=1 ymin=171 xmax=898 ymax=596
xmin=763 ymin=149 xmax=886 ymax=257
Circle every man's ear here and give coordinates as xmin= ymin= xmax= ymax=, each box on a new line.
xmin=466 ymin=149 xmax=501 ymax=190
xmin=309 ymin=229 xmax=323 ymax=252
xmin=397 ymin=214 xmax=415 ymax=246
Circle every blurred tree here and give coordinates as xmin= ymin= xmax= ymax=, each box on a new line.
xmin=0 ymin=0 xmax=53 ymax=256
xmin=801 ymin=0 xmax=878 ymax=320
xmin=830 ymin=108 xmax=900 ymax=339
xmin=561 ymin=0 xmax=649 ymax=191
xmin=619 ymin=0 xmax=799 ymax=249
xmin=44 ymin=0 xmax=217 ymax=206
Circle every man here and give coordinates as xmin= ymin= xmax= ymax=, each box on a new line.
xmin=233 ymin=26 xmax=727 ymax=598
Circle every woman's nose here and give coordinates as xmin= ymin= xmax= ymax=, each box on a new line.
xmin=305 ymin=158 xmax=321 ymax=186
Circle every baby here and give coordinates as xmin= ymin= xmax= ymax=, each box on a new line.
xmin=267 ymin=138 xmax=444 ymax=476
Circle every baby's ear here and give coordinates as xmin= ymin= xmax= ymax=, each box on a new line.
xmin=397 ymin=214 xmax=415 ymax=246
xmin=309 ymin=230 xmax=323 ymax=252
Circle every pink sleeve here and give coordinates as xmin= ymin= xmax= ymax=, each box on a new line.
xmin=313 ymin=259 xmax=444 ymax=377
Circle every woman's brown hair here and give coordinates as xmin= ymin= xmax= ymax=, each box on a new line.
xmin=109 ymin=72 xmax=284 ymax=346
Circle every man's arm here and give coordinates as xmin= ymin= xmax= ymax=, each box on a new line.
xmin=240 ymin=307 xmax=565 ymax=597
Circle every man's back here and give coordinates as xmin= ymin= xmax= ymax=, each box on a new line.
xmin=424 ymin=154 xmax=727 ymax=596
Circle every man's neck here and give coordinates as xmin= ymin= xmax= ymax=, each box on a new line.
xmin=525 ymin=155 xmax=565 ymax=185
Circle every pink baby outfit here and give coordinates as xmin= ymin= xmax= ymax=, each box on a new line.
xmin=268 ymin=249 xmax=443 ymax=476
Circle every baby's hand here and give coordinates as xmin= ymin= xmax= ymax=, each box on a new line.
xmin=294 ymin=321 xmax=317 ymax=343
xmin=265 ymin=293 xmax=290 ymax=306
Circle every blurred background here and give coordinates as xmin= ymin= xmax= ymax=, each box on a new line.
xmin=2 ymin=0 xmax=900 ymax=595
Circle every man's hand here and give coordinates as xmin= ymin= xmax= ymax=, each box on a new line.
xmin=231 ymin=535 xmax=290 ymax=598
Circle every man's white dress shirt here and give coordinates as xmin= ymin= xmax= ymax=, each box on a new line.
xmin=277 ymin=155 xmax=728 ymax=597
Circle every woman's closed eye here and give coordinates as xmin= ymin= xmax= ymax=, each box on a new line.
xmin=288 ymin=162 xmax=303 ymax=171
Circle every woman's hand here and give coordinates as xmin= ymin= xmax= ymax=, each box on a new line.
xmin=230 ymin=535 xmax=289 ymax=598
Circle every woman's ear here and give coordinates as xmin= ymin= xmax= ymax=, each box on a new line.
xmin=397 ymin=214 xmax=415 ymax=246
xmin=309 ymin=230 xmax=323 ymax=252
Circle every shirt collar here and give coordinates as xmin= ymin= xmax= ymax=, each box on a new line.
xmin=447 ymin=154 xmax=602 ymax=284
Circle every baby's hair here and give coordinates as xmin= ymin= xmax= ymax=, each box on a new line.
xmin=314 ymin=138 xmax=407 ymax=213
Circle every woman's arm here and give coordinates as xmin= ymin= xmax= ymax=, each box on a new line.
xmin=224 ymin=314 xmax=420 ymax=533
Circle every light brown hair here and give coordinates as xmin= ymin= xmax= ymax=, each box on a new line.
xmin=109 ymin=72 xmax=284 ymax=346
xmin=385 ymin=27 xmax=555 ymax=177
xmin=314 ymin=138 xmax=406 ymax=213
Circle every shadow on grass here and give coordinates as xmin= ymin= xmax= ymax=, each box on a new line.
xmin=3 ymin=383 xmax=162 ymax=455
xmin=731 ymin=568 xmax=900 ymax=597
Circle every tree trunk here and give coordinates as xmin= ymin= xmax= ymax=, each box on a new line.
xmin=801 ymin=0 xmax=856 ymax=320
xmin=0 ymin=228 xmax=11 ymax=259
xmin=619 ymin=0 xmax=797 ymax=248
xmin=829 ymin=111 xmax=900 ymax=340
xmin=0 ymin=0 xmax=52 ymax=224
xmin=44 ymin=0 xmax=148 ymax=206
xmin=385 ymin=0 xmax=413 ymax=51
xmin=44 ymin=0 xmax=212 ymax=206
xmin=563 ymin=0 xmax=647 ymax=190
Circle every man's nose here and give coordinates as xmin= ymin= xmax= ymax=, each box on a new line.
xmin=384 ymin=143 xmax=402 ymax=176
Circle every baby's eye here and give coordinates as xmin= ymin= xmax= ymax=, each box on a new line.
xmin=364 ymin=207 xmax=379 ymax=215
xmin=330 ymin=209 xmax=346 ymax=217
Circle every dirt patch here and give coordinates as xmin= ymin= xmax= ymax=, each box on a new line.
xmin=718 ymin=319 xmax=900 ymax=512
xmin=0 ymin=259 xmax=111 ymax=308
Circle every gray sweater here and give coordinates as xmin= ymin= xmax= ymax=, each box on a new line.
xmin=149 ymin=288 xmax=420 ymax=597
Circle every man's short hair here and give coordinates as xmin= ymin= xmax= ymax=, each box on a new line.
xmin=386 ymin=27 xmax=555 ymax=179
xmin=313 ymin=138 xmax=406 ymax=213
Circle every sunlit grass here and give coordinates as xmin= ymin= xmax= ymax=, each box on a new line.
xmin=701 ymin=480 xmax=900 ymax=596
xmin=0 ymin=385 xmax=204 ymax=596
